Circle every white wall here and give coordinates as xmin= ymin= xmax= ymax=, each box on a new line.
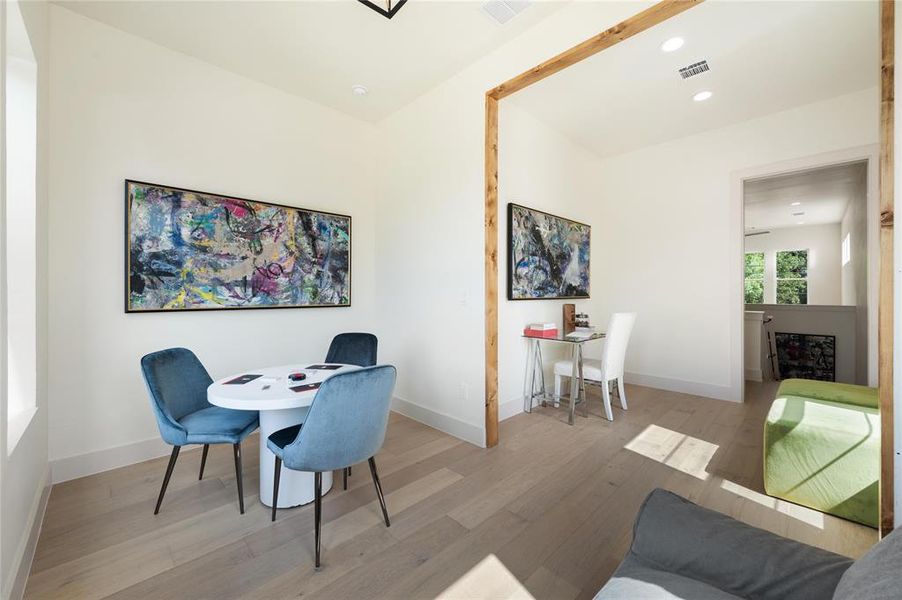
xmin=744 ymin=224 xmax=843 ymax=305
xmin=376 ymin=1 xmax=651 ymax=445
xmin=497 ymin=103 xmax=606 ymax=420
xmin=1 ymin=0 xmax=50 ymax=597
xmin=592 ymin=88 xmax=877 ymax=401
xmin=840 ymin=173 xmax=869 ymax=384
xmin=46 ymin=6 xmax=379 ymax=481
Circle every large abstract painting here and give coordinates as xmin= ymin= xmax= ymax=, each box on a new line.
xmin=126 ymin=181 xmax=351 ymax=312
xmin=775 ymin=332 xmax=836 ymax=381
xmin=507 ymin=203 xmax=590 ymax=300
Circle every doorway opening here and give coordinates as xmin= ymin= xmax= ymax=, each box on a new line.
xmin=742 ymin=159 xmax=876 ymax=387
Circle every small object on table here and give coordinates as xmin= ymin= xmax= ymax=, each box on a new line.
xmin=524 ymin=322 xmax=559 ymax=338
xmin=225 ymin=374 xmax=263 ymax=385
xmin=290 ymin=382 xmax=322 ymax=393
xmin=288 ymin=372 xmax=307 ymax=382
xmin=306 ymin=364 xmax=343 ymax=370
xmin=563 ymin=304 xmax=576 ymax=335
xmin=575 ymin=313 xmax=590 ymax=328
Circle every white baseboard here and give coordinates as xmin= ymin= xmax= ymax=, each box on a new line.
xmin=50 ymin=399 xmax=486 ymax=484
xmin=6 ymin=466 xmax=51 ymax=600
xmin=391 ymin=396 xmax=485 ymax=448
xmin=624 ymin=371 xmax=739 ymax=403
xmin=50 ymin=436 xmax=171 ymax=484
xmin=745 ymin=368 xmax=763 ymax=382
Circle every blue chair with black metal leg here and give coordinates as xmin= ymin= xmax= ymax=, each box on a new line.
xmin=324 ymin=332 xmax=378 ymax=488
xmin=268 ymin=364 xmax=397 ymax=570
xmin=141 ymin=347 xmax=259 ymax=515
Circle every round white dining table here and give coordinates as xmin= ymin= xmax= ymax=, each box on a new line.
xmin=207 ymin=363 xmax=358 ymax=508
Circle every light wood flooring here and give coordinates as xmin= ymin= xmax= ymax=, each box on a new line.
xmin=25 ymin=382 xmax=876 ymax=599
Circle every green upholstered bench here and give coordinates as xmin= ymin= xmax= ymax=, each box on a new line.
xmin=764 ymin=379 xmax=879 ymax=528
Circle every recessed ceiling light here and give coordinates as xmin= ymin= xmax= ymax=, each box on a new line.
xmin=351 ymin=84 xmax=368 ymax=96
xmin=790 ymin=202 xmax=802 ymax=206
xmin=661 ymin=37 xmax=684 ymax=52
xmin=693 ymin=90 xmax=713 ymax=102
xmin=796 ymin=221 xmax=806 ymax=225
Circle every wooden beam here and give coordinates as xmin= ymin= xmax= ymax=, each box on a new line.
xmin=879 ymin=0 xmax=895 ymax=538
xmin=487 ymin=0 xmax=702 ymax=101
xmin=485 ymin=94 xmax=499 ymax=448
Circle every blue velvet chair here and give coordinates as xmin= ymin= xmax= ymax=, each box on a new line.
xmin=141 ymin=348 xmax=259 ymax=515
xmin=324 ymin=332 xmax=378 ymax=489
xmin=325 ymin=332 xmax=378 ymax=368
xmin=268 ymin=365 xmax=397 ymax=569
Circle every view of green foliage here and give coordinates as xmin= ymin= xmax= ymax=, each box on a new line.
xmin=776 ymin=249 xmax=808 ymax=304
xmin=744 ymin=252 xmax=764 ymax=304
xmin=777 ymin=279 xmax=808 ymax=304
xmin=776 ymin=250 xmax=808 ymax=279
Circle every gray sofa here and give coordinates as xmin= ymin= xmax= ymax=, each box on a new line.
xmin=596 ymin=489 xmax=900 ymax=600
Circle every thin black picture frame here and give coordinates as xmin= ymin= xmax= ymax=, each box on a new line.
xmin=124 ymin=179 xmax=352 ymax=313
xmin=507 ymin=202 xmax=591 ymax=301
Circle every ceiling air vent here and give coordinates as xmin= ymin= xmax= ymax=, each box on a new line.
xmin=482 ymin=0 xmax=531 ymax=25
xmin=678 ymin=60 xmax=710 ymax=80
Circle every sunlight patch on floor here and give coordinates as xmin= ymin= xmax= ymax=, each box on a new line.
xmin=436 ymin=554 xmax=535 ymax=600
xmin=624 ymin=424 xmax=718 ymax=480
xmin=720 ymin=479 xmax=825 ymax=529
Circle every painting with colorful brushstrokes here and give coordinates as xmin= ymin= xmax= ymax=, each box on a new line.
xmin=125 ymin=181 xmax=351 ymax=312
xmin=507 ymin=203 xmax=590 ymax=300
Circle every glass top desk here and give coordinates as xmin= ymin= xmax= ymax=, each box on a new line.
xmin=522 ymin=331 xmax=605 ymax=425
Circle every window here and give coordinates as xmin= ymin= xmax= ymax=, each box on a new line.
xmin=744 ymin=252 xmax=764 ymax=304
xmin=4 ymin=0 xmax=39 ymax=453
xmin=842 ymin=233 xmax=851 ymax=266
xmin=776 ymin=249 xmax=808 ymax=304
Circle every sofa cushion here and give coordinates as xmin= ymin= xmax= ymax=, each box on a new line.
xmin=595 ymin=555 xmax=741 ymax=600
xmin=777 ymin=379 xmax=877 ymax=409
xmin=833 ymin=529 xmax=902 ymax=600
xmin=621 ymin=489 xmax=852 ymax=600
xmin=765 ymin=395 xmax=879 ymax=527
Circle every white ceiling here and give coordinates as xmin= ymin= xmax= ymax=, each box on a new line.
xmin=509 ymin=1 xmax=879 ymax=158
xmin=744 ymin=161 xmax=867 ymax=232
xmin=53 ymin=0 xmax=566 ymax=122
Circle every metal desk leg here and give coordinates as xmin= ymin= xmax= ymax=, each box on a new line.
xmin=523 ymin=338 xmax=536 ymax=413
xmin=536 ymin=342 xmax=547 ymax=407
xmin=580 ymin=345 xmax=588 ymax=418
xmin=568 ymin=344 xmax=579 ymax=425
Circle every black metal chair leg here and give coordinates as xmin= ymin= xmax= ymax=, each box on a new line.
xmin=343 ymin=467 xmax=348 ymax=490
xmin=348 ymin=465 xmax=352 ymax=476
xmin=154 ymin=446 xmax=180 ymax=515
xmin=368 ymin=457 xmax=390 ymax=527
xmin=314 ymin=472 xmax=323 ymax=570
xmin=271 ymin=456 xmax=282 ymax=522
xmin=198 ymin=444 xmax=209 ymax=480
xmin=233 ymin=442 xmax=245 ymax=515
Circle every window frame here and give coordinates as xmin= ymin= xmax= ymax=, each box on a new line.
xmin=775 ymin=248 xmax=809 ymax=305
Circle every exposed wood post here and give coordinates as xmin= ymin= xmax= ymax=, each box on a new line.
xmin=485 ymin=93 xmax=499 ymax=448
xmin=879 ymin=0 xmax=895 ymax=538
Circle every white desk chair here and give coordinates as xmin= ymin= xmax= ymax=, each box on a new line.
xmin=553 ymin=312 xmax=636 ymax=421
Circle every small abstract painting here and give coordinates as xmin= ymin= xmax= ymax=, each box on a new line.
xmin=775 ymin=332 xmax=836 ymax=381
xmin=126 ymin=181 xmax=351 ymax=312
xmin=507 ymin=203 xmax=590 ymax=300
